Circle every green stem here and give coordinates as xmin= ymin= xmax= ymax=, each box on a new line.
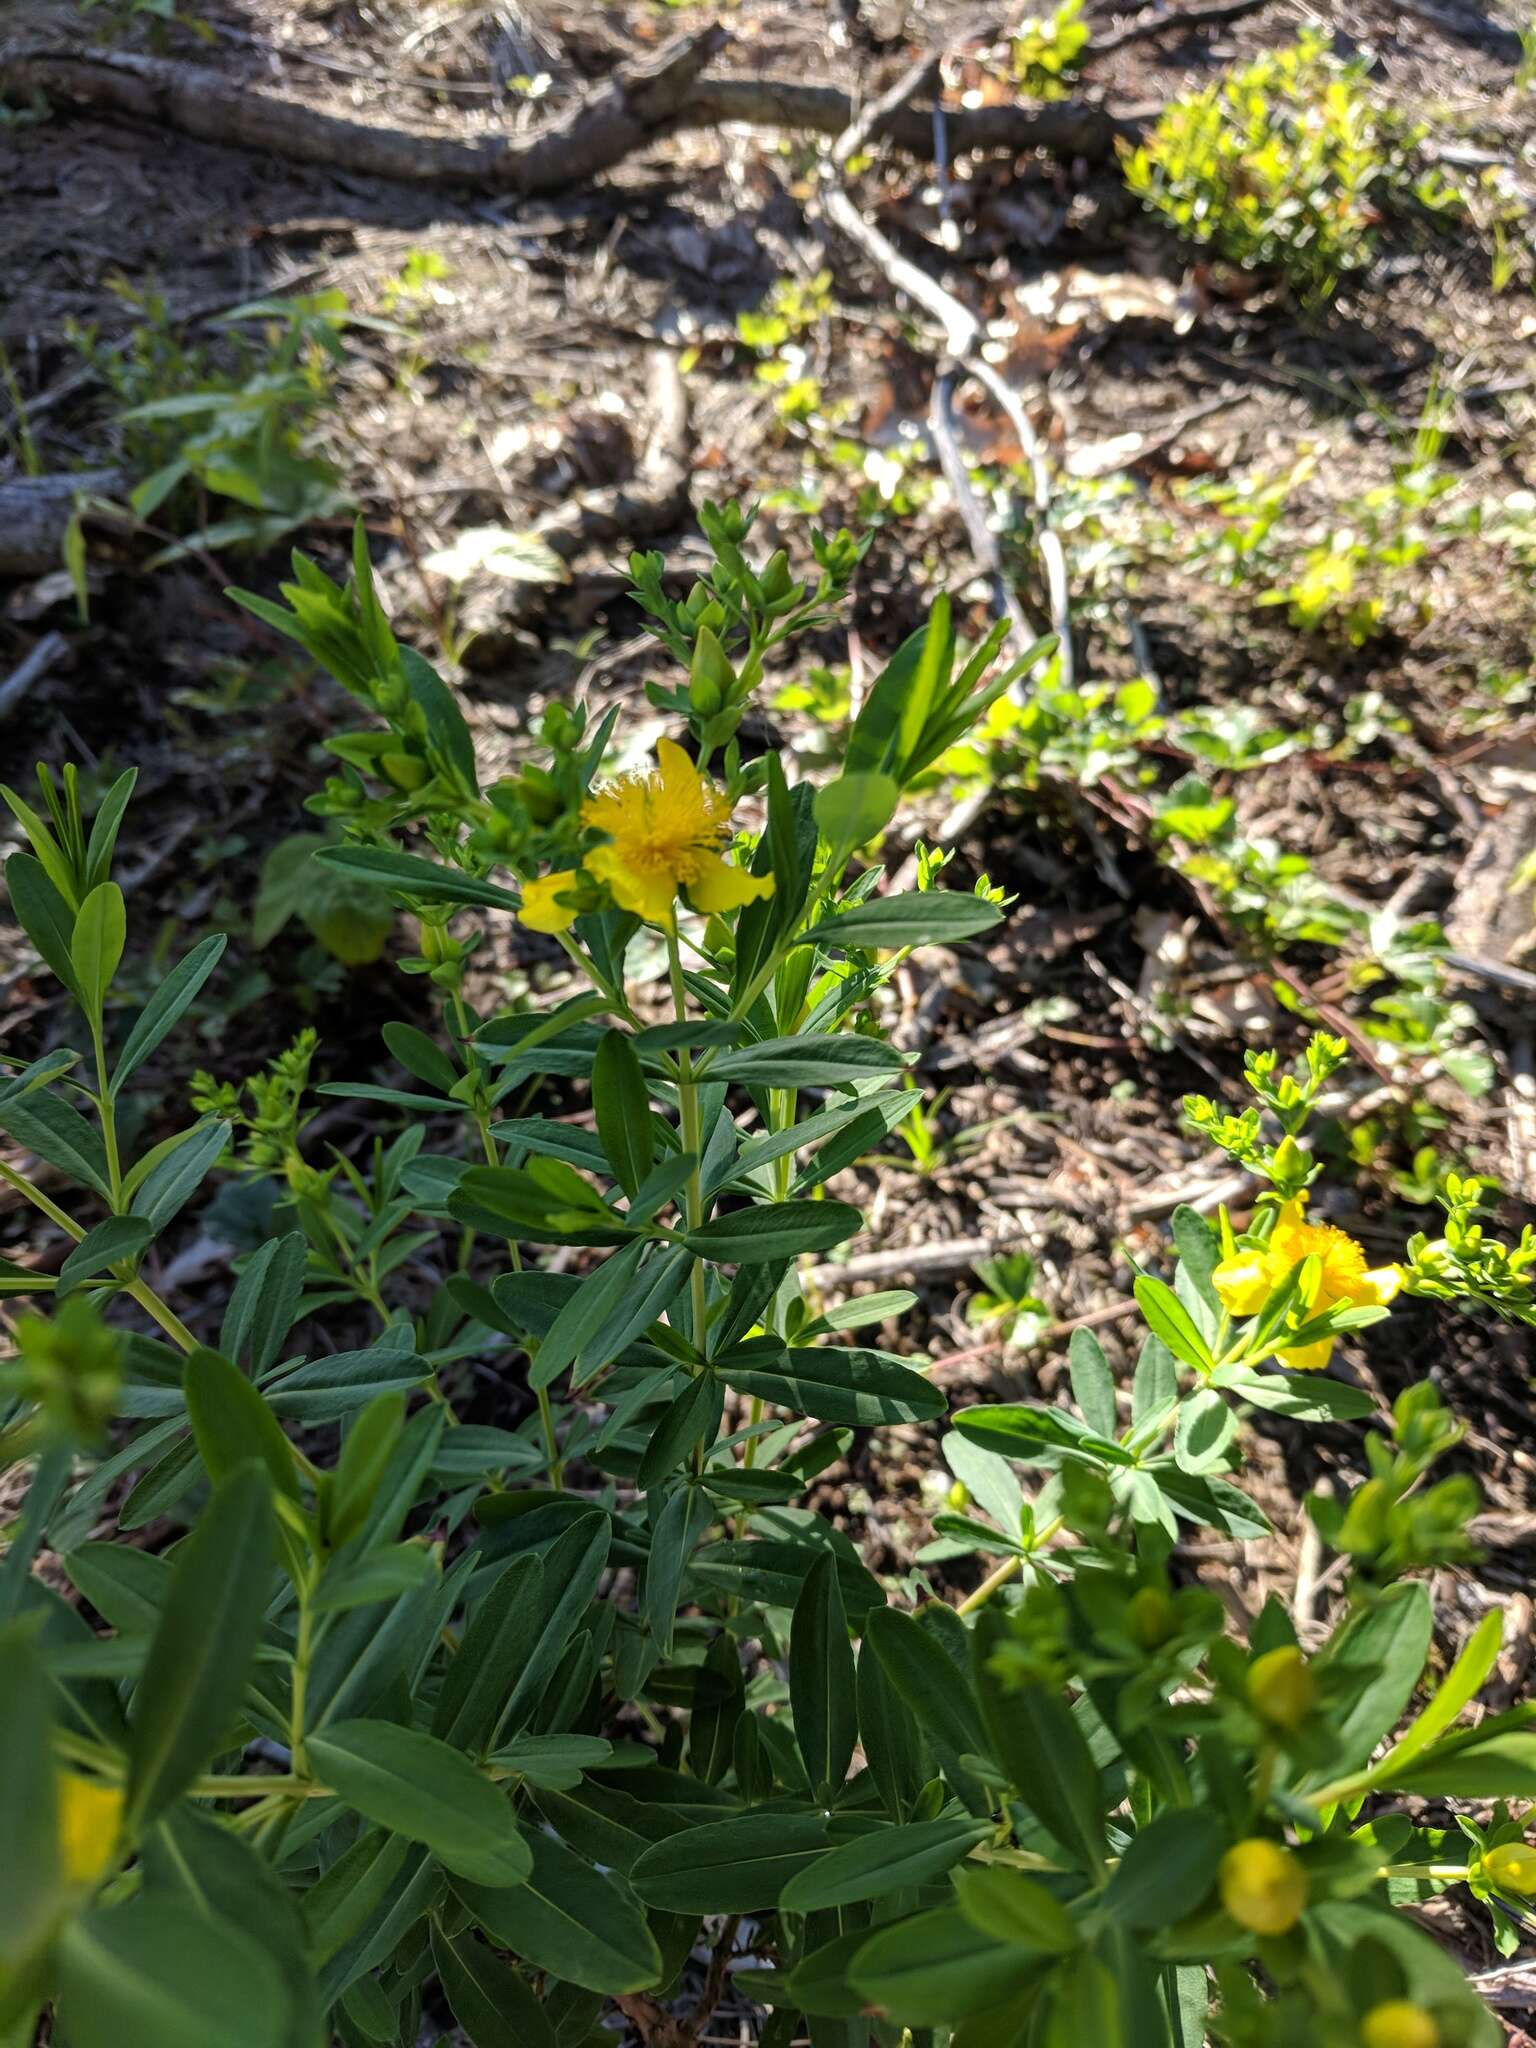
xmin=290 ymin=1580 xmax=315 ymax=1776
xmin=955 ymin=1554 xmax=1023 ymax=1616
xmin=0 ymin=1161 xmax=84 ymax=1242
xmin=123 ymin=1279 xmax=198 ymax=1354
xmin=90 ymin=1023 xmax=122 ymax=1206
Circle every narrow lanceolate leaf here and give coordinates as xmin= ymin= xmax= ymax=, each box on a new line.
xmin=130 ymin=1120 xmax=230 ymax=1233
xmin=683 ymin=1201 xmax=863 ymax=1264
xmin=430 ymin=1925 xmax=555 ymax=2048
xmin=456 ymin=1830 xmax=661 ymax=1995
xmin=781 ymin=1816 xmax=992 ymax=1914
xmin=5 ymin=850 xmax=81 ymax=998
xmin=718 ymin=1343 xmax=944 ymax=1427
xmin=431 ymin=1552 xmax=545 ymax=1754
xmin=70 ymin=881 xmax=126 ymax=1023
xmin=56 ymin=1898 xmax=290 ymax=2048
xmin=629 ymin=1812 xmax=836 ymax=1914
xmin=305 ymin=1721 xmax=531 ymax=1887
xmin=57 ymin=1215 xmax=154 ymax=1298
xmin=795 ymin=891 xmax=1004 ymax=952
xmin=219 ymin=1231 xmax=307 ymax=1376
xmin=113 ymin=934 xmax=227 ymax=1094
xmin=790 ymin=1550 xmax=857 ymax=1799
xmin=126 ymin=1463 xmax=276 ymax=1830
xmin=0 ymin=1085 xmax=112 ymax=1199
xmin=0 ymin=1627 xmax=63 ymax=1970
xmin=591 ymin=1029 xmax=654 ymax=1197
xmin=866 ymin=1606 xmax=989 ymax=1760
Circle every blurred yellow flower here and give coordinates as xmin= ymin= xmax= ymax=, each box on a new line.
xmin=1212 ymin=1197 xmax=1401 ymax=1371
xmin=518 ymin=868 xmax=583 ymax=935
xmin=1219 ymin=1837 xmax=1307 ymax=1936
xmin=1483 ymin=1841 xmax=1536 ymax=1896
xmin=582 ymin=738 xmax=773 ymax=928
xmin=1361 ymin=2001 xmax=1440 ymax=2048
xmin=58 ymin=1772 xmax=123 ymax=1887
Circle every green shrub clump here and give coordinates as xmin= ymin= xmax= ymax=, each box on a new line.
xmin=1123 ymin=32 xmax=1432 ymax=304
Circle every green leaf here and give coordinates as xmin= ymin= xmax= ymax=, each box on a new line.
xmin=114 ymin=935 xmax=226 ymax=1093
xmin=684 ymin=1201 xmax=864 ymax=1263
xmin=953 ymin=1865 xmax=1079 ymax=1953
xmin=130 ymin=1119 xmax=230 ymax=1232
xmin=973 ymin=1613 xmax=1106 ymax=1875
xmin=83 ymin=768 xmax=137 ymax=891
xmin=57 ymin=1215 xmax=154 ymax=1297
xmin=70 ymin=881 xmax=126 ymax=1023
xmin=431 ymin=1552 xmax=545 ymax=1754
xmin=952 ymin=1403 xmax=1130 ymax=1467
xmin=125 ymin=1463 xmax=276 ymax=1828
xmin=306 ymin=1720 xmax=531 ymax=1886
xmin=790 ymin=1550 xmax=857 ymax=1799
xmin=849 ymin=1907 xmax=1040 ymax=2028
xmin=456 ymin=1829 xmax=661 ymax=1994
xmin=866 ymin=1605 xmax=988 ymax=1760
xmin=431 ymin=1925 xmax=555 ymax=2048
xmin=1067 ymin=1328 xmax=1117 ymax=1441
xmin=1374 ymin=1606 xmax=1504 ymax=1778
xmin=220 ymin=1232 xmax=307 ymax=1375
xmin=488 ymin=1509 xmax=610 ymax=1743
xmin=184 ymin=1348 xmax=301 ymax=1505
xmin=529 ymin=1238 xmax=647 ymax=1391
xmin=857 ymin=1637 xmax=924 ymax=1820
xmin=592 ymin=1030 xmax=655 ymax=1198
xmin=782 ymin=1815 xmax=990 ymax=1913
xmin=0 ymin=1627 xmax=63 ymax=1970
xmin=1173 ymin=1388 xmax=1237 ymax=1475
xmin=316 ymin=845 xmax=523 ymax=912
xmin=797 ymin=892 xmax=1004 ymax=952
xmin=1223 ymin=1368 xmax=1376 ymax=1422
xmin=6 ymin=850 xmax=81 ymax=998
xmin=1101 ymin=1809 xmax=1224 ymax=1928
xmin=1316 ymin=1581 xmax=1433 ymax=1777
xmin=705 ymin=1036 xmax=905 ymax=1089
xmin=718 ymin=1343 xmax=943 ymax=1426
xmin=56 ymin=1898 xmax=289 ymax=2048
xmin=0 ymin=1084 xmax=112 ymax=1199
xmin=1133 ymin=1276 xmax=1215 ymax=1375
xmin=813 ymin=771 xmax=900 ymax=852
xmin=629 ymin=1812 xmax=836 ymax=1913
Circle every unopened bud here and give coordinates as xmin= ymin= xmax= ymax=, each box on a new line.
xmin=1127 ymin=1586 xmax=1176 ymax=1650
xmin=1483 ymin=1841 xmax=1536 ymax=1897
xmin=1361 ymin=2001 xmax=1440 ymax=2048
xmin=1219 ymin=1839 xmax=1307 ymax=1936
xmin=1247 ymin=1645 xmax=1316 ymax=1733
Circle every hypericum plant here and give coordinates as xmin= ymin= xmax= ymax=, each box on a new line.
xmin=1 ymin=518 xmax=1531 ymax=2048
xmin=1121 ymin=32 xmax=1449 ymax=305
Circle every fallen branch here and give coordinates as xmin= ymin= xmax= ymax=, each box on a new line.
xmin=0 ymin=470 xmax=124 ymax=576
xmin=0 ymin=630 xmax=68 ymax=721
xmin=0 ymin=29 xmax=726 ymax=190
xmin=0 ymin=40 xmax=1139 ymax=193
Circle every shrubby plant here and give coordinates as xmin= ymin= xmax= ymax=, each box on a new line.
xmin=0 ymin=511 xmax=1533 ymax=2047
xmin=1122 ymin=32 xmax=1455 ymax=305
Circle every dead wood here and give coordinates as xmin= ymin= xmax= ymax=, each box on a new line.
xmin=0 ymin=470 xmax=124 ymax=576
xmin=0 ymin=38 xmax=1138 ymax=195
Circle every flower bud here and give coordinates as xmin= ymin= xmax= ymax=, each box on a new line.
xmin=1482 ymin=1841 xmax=1536 ymax=1896
xmin=1127 ymin=1585 xmax=1176 ymax=1649
xmin=1218 ymin=1838 xmax=1307 ymax=1935
xmin=516 ymin=768 xmax=562 ymax=825
xmin=1271 ymin=1135 xmax=1310 ymax=1187
xmin=381 ymin=751 xmax=430 ymax=791
xmin=1247 ymin=1645 xmax=1316 ymax=1732
xmin=690 ymin=625 xmax=734 ymax=716
xmin=760 ymin=548 xmax=795 ymax=602
xmin=1360 ymin=2000 xmax=1440 ymax=2048
xmin=946 ymin=1480 xmax=969 ymax=1511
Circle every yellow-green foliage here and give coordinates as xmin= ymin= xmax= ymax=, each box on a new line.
xmin=1123 ymin=32 xmax=1421 ymax=303
xmin=1011 ymin=0 xmax=1090 ymax=98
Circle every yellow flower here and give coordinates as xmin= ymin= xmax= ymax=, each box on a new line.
xmin=1219 ymin=1837 xmax=1307 ymax=1935
xmin=1361 ymin=2001 xmax=1440 ymax=2048
xmin=1212 ymin=1198 xmax=1402 ymax=1371
xmin=1483 ymin=1841 xmax=1536 ymax=1896
xmin=518 ymin=868 xmax=583 ymax=935
xmin=582 ymin=738 xmax=774 ymax=928
xmin=57 ymin=1772 xmax=123 ymax=1888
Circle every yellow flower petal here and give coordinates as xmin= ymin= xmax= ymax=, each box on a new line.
xmin=1277 ymin=1336 xmax=1335 ymax=1373
xmin=1219 ymin=1838 xmax=1307 ymax=1936
xmin=517 ymin=869 xmax=583 ymax=935
xmin=1360 ymin=1264 xmax=1403 ymax=1306
xmin=686 ymin=851 xmax=775 ymax=915
xmin=58 ymin=1772 xmax=123 ymax=1887
xmin=1213 ymin=1253 xmax=1273 ymax=1318
xmin=587 ymin=842 xmax=677 ymax=926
